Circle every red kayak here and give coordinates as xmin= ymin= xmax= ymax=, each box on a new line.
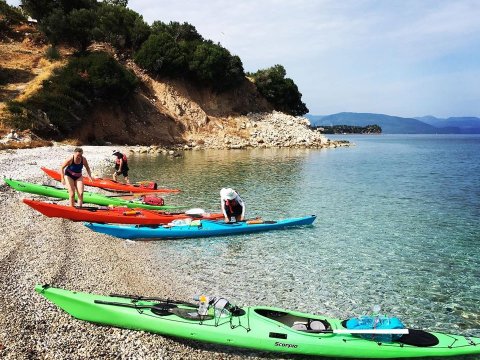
xmin=41 ymin=167 xmax=180 ymax=194
xmin=23 ymin=199 xmax=223 ymax=225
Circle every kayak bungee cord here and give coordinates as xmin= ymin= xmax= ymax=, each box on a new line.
xmin=95 ymin=297 xmax=251 ymax=329
xmin=228 ymin=306 xmax=251 ymax=332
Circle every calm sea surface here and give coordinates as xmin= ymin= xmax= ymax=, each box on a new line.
xmin=116 ymin=135 xmax=480 ymax=341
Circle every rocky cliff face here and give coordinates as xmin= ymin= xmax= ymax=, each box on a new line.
xmin=68 ymin=43 xmax=274 ymax=146
xmin=77 ymin=45 xmax=338 ymax=149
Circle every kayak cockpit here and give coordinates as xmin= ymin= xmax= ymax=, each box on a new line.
xmin=254 ymin=308 xmax=331 ymax=332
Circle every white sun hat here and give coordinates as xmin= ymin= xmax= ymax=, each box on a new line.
xmin=220 ymin=188 xmax=236 ymax=200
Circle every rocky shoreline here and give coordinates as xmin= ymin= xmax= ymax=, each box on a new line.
xmin=1 ymin=112 xmax=351 ymax=154
xmin=127 ymin=112 xmax=351 ymax=155
xmin=0 ymin=145 xmax=334 ymax=360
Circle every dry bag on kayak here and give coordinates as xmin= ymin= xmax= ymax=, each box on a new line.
xmin=138 ymin=181 xmax=157 ymax=190
xmin=141 ymin=195 xmax=164 ymax=206
xmin=346 ymin=316 xmax=405 ymax=343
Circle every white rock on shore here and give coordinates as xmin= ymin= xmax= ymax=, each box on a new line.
xmin=185 ymin=111 xmax=350 ymax=150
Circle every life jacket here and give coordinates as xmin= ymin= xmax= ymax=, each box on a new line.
xmin=141 ymin=195 xmax=164 ymax=206
xmin=138 ymin=181 xmax=158 ymax=190
xmin=115 ymin=154 xmax=128 ymax=165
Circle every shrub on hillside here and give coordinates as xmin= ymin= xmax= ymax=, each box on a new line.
xmin=151 ymin=21 xmax=203 ymax=43
xmin=0 ymin=0 xmax=27 ymax=38
xmin=45 ymin=46 xmax=61 ymax=61
xmin=188 ymin=41 xmax=244 ymax=91
xmin=248 ymin=65 xmax=308 ymax=116
xmin=21 ymin=0 xmax=98 ymax=50
xmin=0 ymin=0 xmax=26 ymax=24
xmin=94 ymin=3 xmax=150 ymax=52
xmin=5 ymin=52 xmax=138 ymax=137
xmin=22 ymin=1 xmax=149 ymax=53
xmin=136 ymin=21 xmax=244 ymax=91
xmin=134 ymin=33 xmax=186 ymax=76
xmin=20 ymin=0 xmax=97 ymax=22
xmin=72 ymin=52 xmax=138 ymax=99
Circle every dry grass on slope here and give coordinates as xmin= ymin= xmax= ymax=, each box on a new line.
xmin=0 ymin=22 xmax=73 ymax=130
xmin=15 ymin=57 xmax=66 ymax=102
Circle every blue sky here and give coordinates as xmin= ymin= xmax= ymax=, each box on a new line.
xmin=7 ymin=0 xmax=480 ymax=118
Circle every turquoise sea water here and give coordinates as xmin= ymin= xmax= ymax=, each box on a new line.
xmin=121 ymin=135 xmax=480 ymax=342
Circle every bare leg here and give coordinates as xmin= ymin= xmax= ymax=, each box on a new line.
xmin=113 ymin=172 xmax=118 ymax=181
xmin=65 ymin=176 xmax=76 ymax=207
xmin=75 ymin=177 xmax=84 ymax=207
xmin=124 ymin=176 xmax=130 ymax=184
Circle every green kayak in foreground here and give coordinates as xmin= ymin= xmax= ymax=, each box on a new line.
xmin=4 ymin=178 xmax=182 ymax=210
xmin=35 ymin=284 xmax=480 ymax=358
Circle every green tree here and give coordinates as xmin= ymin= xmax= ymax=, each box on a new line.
xmin=0 ymin=0 xmax=26 ymax=24
xmin=248 ymin=65 xmax=308 ymax=116
xmin=20 ymin=0 xmax=56 ymax=21
xmin=189 ymin=41 xmax=244 ymax=91
xmin=72 ymin=52 xmax=138 ymax=100
xmin=21 ymin=0 xmax=97 ymax=21
xmin=94 ymin=3 xmax=150 ymax=51
xmin=104 ymin=0 xmax=128 ymax=7
xmin=134 ymin=33 xmax=186 ymax=75
xmin=0 ymin=0 xmax=27 ymax=37
xmin=21 ymin=0 xmax=98 ymax=50
xmin=151 ymin=21 xmax=203 ymax=43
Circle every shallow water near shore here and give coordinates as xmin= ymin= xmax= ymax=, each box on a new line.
xmin=114 ymin=135 xmax=480 ymax=338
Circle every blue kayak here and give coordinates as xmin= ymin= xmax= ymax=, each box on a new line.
xmin=84 ymin=215 xmax=316 ymax=240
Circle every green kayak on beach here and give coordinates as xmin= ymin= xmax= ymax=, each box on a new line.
xmin=3 ymin=178 xmax=183 ymax=210
xmin=35 ymin=284 xmax=480 ymax=358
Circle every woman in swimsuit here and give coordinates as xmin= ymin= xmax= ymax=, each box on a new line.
xmin=60 ymin=147 xmax=93 ymax=207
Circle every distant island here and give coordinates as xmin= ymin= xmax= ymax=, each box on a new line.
xmin=311 ymin=124 xmax=381 ymax=134
xmin=306 ymin=113 xmax=480 ymax=134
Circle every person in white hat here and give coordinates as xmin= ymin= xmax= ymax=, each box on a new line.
xmin=220 ymin=188 xmax=245 ymax=223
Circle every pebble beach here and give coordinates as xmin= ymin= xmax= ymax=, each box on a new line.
xmin=0 ymin=145 xmax=286 ymax=360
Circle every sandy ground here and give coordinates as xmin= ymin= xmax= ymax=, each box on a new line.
xmin=0 ymin=145 xmax=292 ymax=360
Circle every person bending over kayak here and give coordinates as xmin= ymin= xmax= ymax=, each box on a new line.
xmin=220 ymin=188 xmax=245 ymax=223
xmin=60 ymin=147 xmax=93 ymax=207
xmin=112 ymin=150 xmax=130 ymax=184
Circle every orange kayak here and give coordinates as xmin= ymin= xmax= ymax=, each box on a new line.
xmin=41 ymin=167 xmax=180 ymax=193
xmin=23 ymin=199 xmax=223 ymax=225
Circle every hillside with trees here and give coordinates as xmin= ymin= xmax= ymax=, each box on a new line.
xmin=307 ymin=113 xmax=454 ymax=134
xmin=311 ymin=124 xmax=381 ymax=134
xmin=0 ymin=0 xmax=309 ymax=144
